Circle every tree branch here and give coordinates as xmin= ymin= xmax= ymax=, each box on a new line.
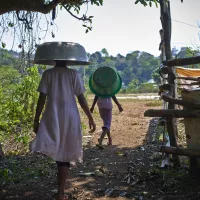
xmin=0 ymin=0 xmax=68 ymax=15
xmin=63 ymin=5 xmax=91 ymax=21
xmin=16 ymin=11 xmax=32 ymax=30
xmin=42 ymin=0 xmax=66 ymax=14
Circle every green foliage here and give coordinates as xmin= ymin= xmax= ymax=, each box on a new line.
xmin=137 ymin=82 xmax=158 ymax=93
xmin=0 ymin=65 xmax=41 ymax=154
xmin=101 ymin=48 xmax=109 ymax=57
xmin=71 ymin=49 xmax=160 ymax=93
xmin=1 ymin=45 xmax=196 ymax=154
xmin=0 ymin=49 xmax=21 ymax=68
xmin=0 ymin=66 xmax=21 ymax=88
xmin=62 ymin=0 xmax=104 ymax=33
xmin=135 ymin=0 xmax=159 ymax=7
xmin=177 ymin=47 xmax=194 ymax=58
xmin=83 ymin=50 xmax=160 ymax=88
xmin=81 ymin=122 xmax=87 ymax=135
xmin=126 ymin=81 xmax=158 ymax=93
xmin=152 ymin=67 xmax=161 ymax=85
xmin=174 ymin=47 xmax=200 ymax=68
xmin=127 ymin=79 xmax=139 ymax=93
xmin=0 ymin=155 xmax=54 ymax=188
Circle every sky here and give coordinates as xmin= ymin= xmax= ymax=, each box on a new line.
xmin=3 ymin=0 xmax=200 ymax=57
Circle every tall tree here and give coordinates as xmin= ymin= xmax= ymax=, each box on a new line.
xmin=101 ymin=48 xmax=109 ymax=57
xmin=0 ymin=0 xmax=104 ymax=56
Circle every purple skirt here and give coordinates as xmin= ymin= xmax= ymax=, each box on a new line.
xmin=99 ymin=108 xmax=112 ymax=130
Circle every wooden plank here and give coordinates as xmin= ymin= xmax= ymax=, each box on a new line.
xmin=144 ymin=109 xmax=200 ymax=118
xmin=161 ymin=93 xmax=200 ymax=109
xmin=178 ymin=83 xmax=200 ymax=86
xmin=160 ymin=146 xmax=200 ymax=157
xmin=163 ymin=56 xmax=200 ymax=67
xmin=181 ymin=90 xmax=200 ymax=169
xmin=177 ymin=76 xmax=200 ymax=81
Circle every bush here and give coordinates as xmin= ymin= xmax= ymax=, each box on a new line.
xmin=137 ymin=82 xmax=158 ymax=93
xmin=0 ymin=65 xmax=41 ymax=154
xmin=122 ymin=81 xmax=158 ymax=94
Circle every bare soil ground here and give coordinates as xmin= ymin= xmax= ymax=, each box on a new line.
xmin=1 ymin=99 xmax=200 ymax=200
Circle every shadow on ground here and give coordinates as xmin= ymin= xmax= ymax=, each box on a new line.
xmin=1 ymin=118 xmax=200 ymax=200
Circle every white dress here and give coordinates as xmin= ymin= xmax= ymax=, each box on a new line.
xmin=30 ymin=67 xmax=85 ymax=162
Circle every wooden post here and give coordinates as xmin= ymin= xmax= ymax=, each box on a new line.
xmin=159 ymin=0 xmax=180 ymax=166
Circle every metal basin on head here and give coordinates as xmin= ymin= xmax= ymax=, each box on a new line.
xmin=34 ymin=42 xmax=90 ymax=66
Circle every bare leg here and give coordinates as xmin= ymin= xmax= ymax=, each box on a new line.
xmin=98 ymin=128 xmax=107 ymax=145
xmin=57 ymin=164 xmax=69 ymax=200
xmin=107 ymin=131 xmax=112 ymax=145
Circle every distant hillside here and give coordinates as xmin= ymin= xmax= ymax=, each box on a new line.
xmin=84 ymin=50 xmax=160 ymax=86
xmin=0 ymin=48 xmax=21 ymax=68
xmin=0 ymin=46 xmax=198 ymax=87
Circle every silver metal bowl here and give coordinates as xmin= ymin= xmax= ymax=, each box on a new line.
xmin=34 ymin=42 xmax=90 ymax=66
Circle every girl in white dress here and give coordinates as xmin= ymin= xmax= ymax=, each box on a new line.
xmin=30 ymin=61 xmax=96 ymax=200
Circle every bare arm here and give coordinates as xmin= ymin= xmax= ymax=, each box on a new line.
xmin=90 ymin=95 xmax=98 ymax=113
xmin=112 ymin=95 xmax=123 ymax=112
xmin=77 ymin=94 xmax=96 ymax=133
xmin=34 ymin=92 xmax=47 ymax=133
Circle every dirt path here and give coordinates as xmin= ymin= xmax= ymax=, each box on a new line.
xmin=67 ymin=101 xmax=152 ymax=200
xmin=1 ymin=100 xmax=200 ymax=200
xmin=67 ymin=100 xmax=200 ymax=200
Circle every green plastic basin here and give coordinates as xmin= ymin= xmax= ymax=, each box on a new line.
xmin=89 ymin=67 xmax=122 ymax=98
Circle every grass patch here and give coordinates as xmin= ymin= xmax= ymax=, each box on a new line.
xmin=145 ymin=100 xmax=162 ymax=107
xmin=0 ymin=154 xmax=55 ymax=188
